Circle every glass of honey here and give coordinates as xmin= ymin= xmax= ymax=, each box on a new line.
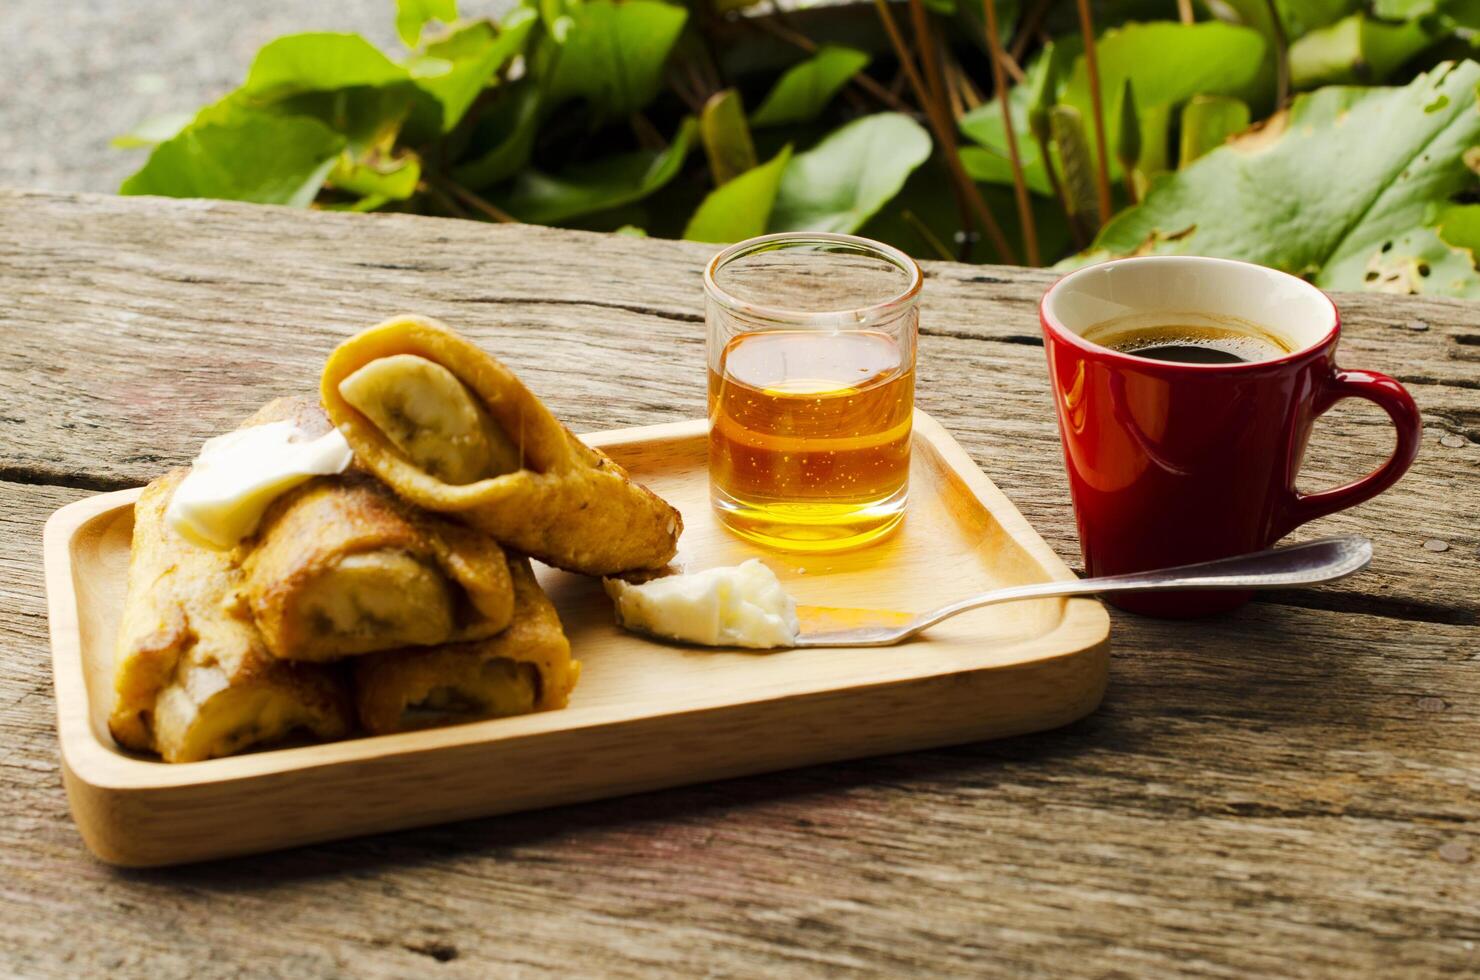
xmin=704 ymin=233 xmax=921 ymax=552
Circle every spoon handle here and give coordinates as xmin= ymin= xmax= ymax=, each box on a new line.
xmin=910 ymin=536 xmax=1372 ymax=634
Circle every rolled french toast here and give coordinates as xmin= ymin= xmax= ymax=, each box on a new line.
xmin=110 ymin=471 xmax=354 ymax=763
xmin=320 ymin=316 xmax=682 ymax=576
xmin=237 ymin=398 xmax=516 ymax=661
xmin=353 ymin=557 xmax=578 ymax=734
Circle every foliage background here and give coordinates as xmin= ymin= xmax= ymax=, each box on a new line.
xmin=113 ymin=0 xmax=1480 ymax=295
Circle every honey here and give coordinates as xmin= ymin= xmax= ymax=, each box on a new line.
xmin=708 ymin=329 xmax=913 ymax=550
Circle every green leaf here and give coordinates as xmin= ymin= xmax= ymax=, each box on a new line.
xmin=544 ymin=1 xmax=688 ymax=118
xmin=112 ymin=111 xmax=195 ymax=149
xmin=769 ymin=113 xmax=932 ymax=234
xmin=538 ymin=0 xmax=577 ymax=42
xmin=408 ymin=11 xmax=535 ymax=131
xmin=961 ymin=23 xmax=1265 ymax=187
xmin=685 ymin=146 xmax=794 ymax=243
xmin=1373 ymin=0 xmax=1440 ymax=18
xmin=232 ymin=33 xmax=433 ymax=148
xmin=1116 ymin=78 xmax=1140 ymax=172
xmin=1366 ymin=223 xmax=1480 ymax=296
xmin=242 ymin=34 xmax=409 ymax=98
xmin=700 ymin=89 xmax=757 ymax=186
xmin=750 ymin=46 xmax=870 ymax=128
xmin=616 ymin=224 xmax=649 ymax=237
xmin=1178 ymin=95 xmax=1251 ymax=166
xmin=495 ymin=117 xmax=697 ymax=223
xmin=1214 ymin=0 xmax=1360 ymax=44
xmin=1137 ymin=102 xmax=1175 ymax=176
xmin=120 ymin=109 xmax=345 ymax=206
xmin=452 ymin=80 xmax=542 ymax=188
xmin=328 ymin=149 xmax=422 ymax=200
xmin=1444 ymin=0 xmax=1480 ymax=27
xmin=1058 ymin=22 xmax=1265 ymax=177
xmin=259 ymin=86 xmax=421 ymax=152
xmin=1073 ymin=62 xmax=1480 ymax=297
xmin=1289 ymin=13 xmax=1437 ymax=88
xmin=960 ymin=143 xmax=1053 ymax=195
xmin=396 ymin=0 xmax=458 ymax=47
xmin=1435 ymin=202 xmax=1480 ymax=252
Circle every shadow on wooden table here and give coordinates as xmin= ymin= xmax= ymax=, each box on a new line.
xmin=112 ymin=598 xmax=1438 ymax=888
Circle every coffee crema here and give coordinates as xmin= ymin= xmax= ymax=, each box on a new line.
xmin=1083 ymin=320 xmax=1294 ymax=365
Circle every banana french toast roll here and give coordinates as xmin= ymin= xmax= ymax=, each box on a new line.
xmin=353 ymin=557 xmax=579 ymax=734
xmin=320 ymin=316 xmax=682 ymax=576
xmin=110 ymin=471 xmax=353 ymax=763
xmin=237 ymin=398 xmax=515 ymax=661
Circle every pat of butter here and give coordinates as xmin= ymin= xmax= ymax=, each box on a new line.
xmin=605 ymin=559 xmax=800 ymax=649
xmin=166 ymin=420 xmax=353 ymax=549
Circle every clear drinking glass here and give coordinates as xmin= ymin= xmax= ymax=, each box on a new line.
xmin=704 ymin=232 xmax=922 ymax=552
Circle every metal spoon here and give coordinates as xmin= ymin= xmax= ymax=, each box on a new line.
xmin=792 ymin=535 xmax=1372 ymax=647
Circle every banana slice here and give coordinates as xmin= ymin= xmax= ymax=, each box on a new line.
xmin=339 ymin=354 xmax=521 ymax=484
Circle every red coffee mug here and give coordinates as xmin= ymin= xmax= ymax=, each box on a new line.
xmin=1040 ymin=256 xmax=1421 ymax=617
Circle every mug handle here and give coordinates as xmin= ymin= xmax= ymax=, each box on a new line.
xmin=1279 ymin=368 xmax=1422 ymax=534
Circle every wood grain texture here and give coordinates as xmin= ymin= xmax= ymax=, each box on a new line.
xmin=1 ymin=190 xmax=1474 ymax=622
xmin=1 ymin=190 xmax=1477 ymax=976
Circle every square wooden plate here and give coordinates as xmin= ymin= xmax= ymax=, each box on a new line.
xmin=44 ymin=412 xmax=1109 ymax=866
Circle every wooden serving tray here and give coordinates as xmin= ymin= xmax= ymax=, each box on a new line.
xmin=44 ymin=413 xmax=1109 ymax=866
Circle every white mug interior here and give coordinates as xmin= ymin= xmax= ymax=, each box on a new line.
xmin=1042 ymin=256 xmax=1337 ymax=357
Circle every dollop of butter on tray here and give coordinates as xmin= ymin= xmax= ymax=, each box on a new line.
xmin=167 ymin=421 xmax=353 ymax=549
xmin=605 ymin=559 xmax=800 ymax=649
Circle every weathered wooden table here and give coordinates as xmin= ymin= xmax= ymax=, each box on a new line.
xmin=2 ymin=189 xmax=1476 ymax=977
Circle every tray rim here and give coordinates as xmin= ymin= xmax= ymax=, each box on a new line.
xmin=44 ymin=412 xmax=1109 ymax=795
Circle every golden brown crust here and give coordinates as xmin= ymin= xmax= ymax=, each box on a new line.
xmin=109 ymin=471 xmax=353 ymax=763
xmin=242 ymin=472 xmax=515 ymax=660
xmin=233 ymin=397 xmax=516 ymax=661
xmin=353 ymin=557 xmax=579 ymax=735
xmin=320 ymin=316 xmax=682 ymax=575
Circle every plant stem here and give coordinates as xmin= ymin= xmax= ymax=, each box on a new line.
xmin=1010 ymin=0 xmax=1054 ymax=63
xmin=666 ymin=68 xmax=706 ymax=115
xmin=875 ymin=0 xmax=932 ymax=110
xmin=983 ymin=0 xmax=1040 ymax=265
xmin=420 ymin=181 xmax=472 ymax=221
xmin=890 ymin=0 xmax=974 ymax=256
xmin=1074 ymin=0 xmax=1114 ymax=227
xmin=945 ymin=57 xmax=968 ymax=119
xmin=683 ymin=54 xmax=712 ymax=105
xmin=908 ymin=2 xmax=949 ymax=110
xmin=1176 ymin=0 xmax=1195 ymax=24
xmin=901 ymin=210 xmax=956 ymax=260
xmin=434 ymin=177 xmax=517 ymax=223
xmin=630 ymin=112 xmax=665 ymax=151
xmin=888 ymin=0 xmax=1018 ymax=263
xmin=1263 ymin=0 xmax=1291 ymax=108
xmin=1123 ymin=170 xmax=1139 ymax=205
xmin=999 ymin=49 xmax=1026 ymax=84
xmin=951 ymin=57 xmax=986 ymax=109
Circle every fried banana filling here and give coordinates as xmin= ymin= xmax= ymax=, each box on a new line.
xmin=153 ymin=677 xmax=333 ymax=762
xmin=400 ymin=659 xmax=540 ymax=727
xmin=339 ymin=354 xmax=522 ymax=484
xmin=297 ymin=551 xmax=455 ymax=656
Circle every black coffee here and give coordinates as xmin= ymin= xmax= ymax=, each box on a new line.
xmin=1083 ymin=321 xmax=1293 ymax=364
